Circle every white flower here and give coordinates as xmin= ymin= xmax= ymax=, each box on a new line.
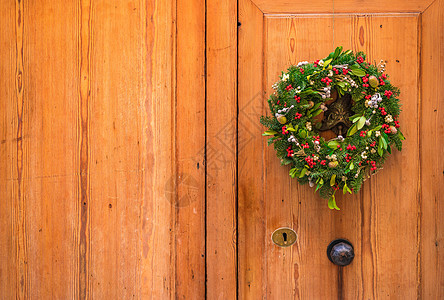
xmin=329 ymin=154 xmax=337 ymax=161
xmin=313 ymin=155 xmax=319 ymax=161
xmin=309 ymin=180 xmax=315 ymax=187
xmin=297 ymin=61 xmax=309 ymax=67
xmin=272 ymin=82 xmax=279 ymax=90
xmin=337 ymin=135 xmax=344 ymax=142
xmin=282 ymin=73 xmax=289 ymax=82
xmin=342 ymin=176 xmax=347 ymax=181
xmin=365 ymin=119 xmax=371 ymax=126
xmin=318 ymin=60 xmax=324 ymax=66
xmin=306 ymin=122 xmax=312 ymax=131
xmin=372 ymin=110 xmax=376 ymax=114
xmin=385 ymin=114 xmax=393 ymax=123
xmin=371 ymin=93 xmax=382 ymax=102
xmin=278 ymin=105 xmax=294 ymax=114
xmin=320 ymin=104 xmax=328 ymax=112
xmin=288 ymin=135 xmax=298 ymax=144
xmin=375 ymin=131 xmax=381 ymax=137
xmin=371 ymin=148 xmax=376 ymax=154
xmin=328 ymin=70 xmax=333 ymax=77
xmin=361 ymin=152 xmax=368 ymax=159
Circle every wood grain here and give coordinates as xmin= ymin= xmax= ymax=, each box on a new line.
xmin=0 ymin=0 xmax=443 ymax=298
xmin=264 ymin=16 xmax=337 ymax=299
xmin=421 ymin=0 xmax=444 ymax=297
xmin=252 ymin=0 xmax=434 ymax=14
xmin=332 ymin=15 xmax=421 ymax=299
xmin=175 ymin=0 xmax=206 ymax=298
xmin=0 ymin=2 xmax=17 ymax=299
xmin=139 ymin=0 xmax=177 ymax=298
xmin=0 ymin=0 xmax=205 ymax=298
xmin=238 ymin=3 xmax=427 ymax=297
xmin=238 ymin=0 xmax=267 ymax=298
xmin=206 ymin=0 xmax=238 ymax=298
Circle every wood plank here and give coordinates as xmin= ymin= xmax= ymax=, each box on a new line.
xmin=0 ymin=2 xmax=17 ymax=299
xmin=206 ymin=0 xmax=238 ymax=298
xmin=240 ymin=9 xmax=421 ymax=298
xmin=420 ymin=0 xmax=444 ymax=297
xmin=238 ymin=0 xmax=266 ymax=298
xmin=138 ymin=0 xmax=177 ymax=298
xmin=175 ymin=0 xmax=206 ymax=298
xmin=264 ymin=16 xmax=337 ymax=299
xmin=330 ymin=15 xmax=421 ymax=299
xmin=23 ymin=0 xmax=79 ymax=298
xmin=88 ymin=1 xmax=145 ymax=298
xmin=252 ymin=0 xmax=434 ymax=14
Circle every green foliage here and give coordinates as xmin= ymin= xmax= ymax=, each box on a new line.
xmin=260 ymin=46 xmax=404 ymax=209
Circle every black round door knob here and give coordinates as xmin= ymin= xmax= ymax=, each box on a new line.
xmin=327 ymin=239 xmax=355 ymax=266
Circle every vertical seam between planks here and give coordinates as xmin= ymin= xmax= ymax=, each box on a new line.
xmin=173 ymin=0 xmax=178 ymax=296
xmin=416 ymin=13 xmax=423 ymax=300
xmin=204 ymin=0 xmax=208 ymax=298
xmin=235 ymin=1 xmax=240 ymax=299
xmin=261 ymin=12 xmax=268 ymax=299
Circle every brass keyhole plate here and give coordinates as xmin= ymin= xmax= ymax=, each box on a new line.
xmin=271 ymin=227 xmax=297 ymax=247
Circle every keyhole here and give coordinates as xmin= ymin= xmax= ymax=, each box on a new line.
xmin=283 ymin=232 xmax=288 ymax=244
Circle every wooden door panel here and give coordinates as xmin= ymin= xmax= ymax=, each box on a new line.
xmin=239 ymin=0 xmax=422 ymax=297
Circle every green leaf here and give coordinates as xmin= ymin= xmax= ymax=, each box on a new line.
xmin=299 ymin=168 xmax=307 ymax=178
xmin=309 ymin=102 xmax=322 ymax=112
xmin=328 ymin=195 xmax=341 ymax=210
xmin=344 ymin=49 xmax=352 ymax=55
xmin=336 ymin=81 xmax=346 ymax=88
xmin=315 ymin=178 xmax=324 ymax=192
xmin=347 ymin=123 xmax=358 ymax=136
xmin=328 ymin=140 xmax=340 ymax=149
xmin=380 ymin=136 xmax=387 ymax=149
xmin=343 ymin=183 xmax=352 ymax=194
xmin=349 ymin=162 xmax=354 ymax=170
xmin=350 ymin=68 xmax=366 ymax=77
xmin=263 ymin=130 xmax=277 ymax=136
xmin=311 ymin=109 xmax=323 ymax=118
xmin=328 ymin=197 xmax=334 ymax=209
xmin=378 ymin=138 xmax=384 ymax=156
xmin=398 ymin=130 xmax=406 ymax=140
xmin=323 ymin=58 xmax=333 ymax=68
xmin=330 ymin=174 xmax=336 ymax=186
xmin=286 ymin=124 xmax=296 ymax=132
xmin=333 ymin=46 xmax=343 ymax=59
xmin=352 ymin=116 xmax=361 ymax=123
xmin=349 ymin=113 xmax=360 ymax=120
xmin=357 ymin=116 xmax=366 ymax=130
xmin=298 ymin=129 xmax=307 ymax=139
xmin=387 ymin=144 xmax=392 ymax=154
xmin=372 ymin=125 xmax=382 ymax=131
xmin=289 ymin=168 xmax=298 ymax=178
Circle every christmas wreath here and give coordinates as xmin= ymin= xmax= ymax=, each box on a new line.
xmin=260 ymin=47 xmax=405 ymax=210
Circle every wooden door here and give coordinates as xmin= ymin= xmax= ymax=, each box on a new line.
xmin=0 ymin=0 xmax=442 ymax=299
xmin=235 ymin=0 xmax=444 ymax=299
